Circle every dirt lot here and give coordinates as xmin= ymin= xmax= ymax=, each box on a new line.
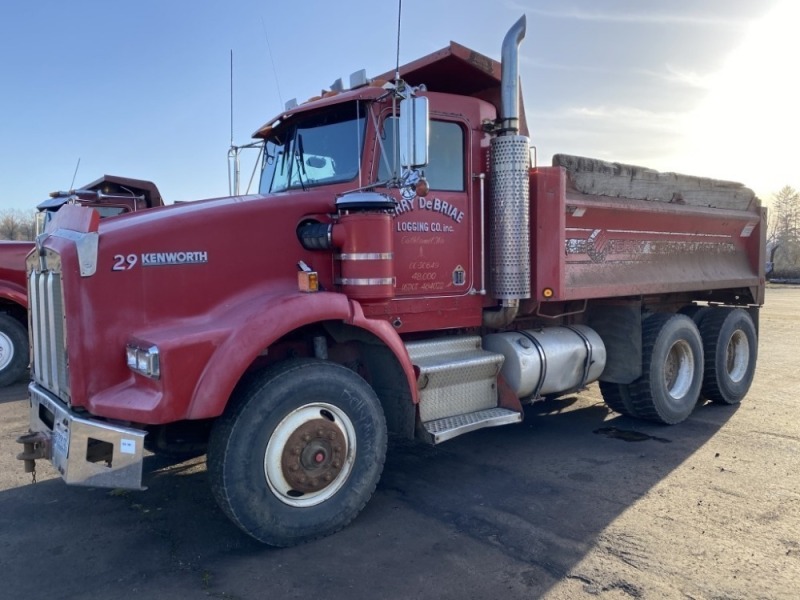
xmin=1 ymin=287 xmax=798 ymax=599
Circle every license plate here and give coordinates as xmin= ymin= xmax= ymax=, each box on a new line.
xmin=53 ymin=425 xmax=69 ymax=460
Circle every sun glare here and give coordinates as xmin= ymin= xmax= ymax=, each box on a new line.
xmin=674 ymin=1 xmax=799 ymax=197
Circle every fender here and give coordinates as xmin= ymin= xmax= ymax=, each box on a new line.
xmin=184 ymin=289 xmax=419 ymax=419
xmin=0 ymin=282 xmax=27 ymax=310
xmin=0 ymin=240 xmax=32 ymax=309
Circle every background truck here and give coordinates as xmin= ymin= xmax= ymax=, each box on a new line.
xmin=0 ymin=175 xmax=164 ymax=386
xmin=17 ymin=16 xmax=764 ymax=547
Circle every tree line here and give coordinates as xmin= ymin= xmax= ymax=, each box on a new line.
xmin=0 ymin=209 xmax=36 ymax=241
xmin=768 ymin=185 xmax=800 ymax=279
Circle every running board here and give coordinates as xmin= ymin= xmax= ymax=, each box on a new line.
xmin=421 ymin=408 xmax=522 ymax=444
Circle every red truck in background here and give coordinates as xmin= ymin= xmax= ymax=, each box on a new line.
xmin=0 ymin=176 xmax=164 ymax=386
xmin=17 ymin=17 xmax=765 ymax=547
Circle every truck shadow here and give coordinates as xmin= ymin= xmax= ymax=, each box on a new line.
xmin=0 ymin=395 xmax=738 ymax=599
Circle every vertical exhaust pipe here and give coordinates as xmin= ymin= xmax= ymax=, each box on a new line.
xmin=486 ymin=15 xmax=530 ymax=327
xmin=500 ymin=15 xmax=527 ymax=135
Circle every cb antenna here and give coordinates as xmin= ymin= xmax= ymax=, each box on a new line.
xmin=69 ymin=157 xmax=81 ymax=191
xmin=228 ymin=49 xmax=241 ymax=195
xmin=261 ymin=17 xmax=284 ymax=110
xmin=395 ymin=0 xmax=402 ymax=82
xmin=230 ymin=49 xmax=234 ymax=149
xmin=392 ymin=0 xmax=403 ymax=179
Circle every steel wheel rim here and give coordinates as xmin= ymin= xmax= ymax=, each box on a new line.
xmin=264 ymin=402 xmax=356 ymax=507
xmin=664 ymin=340 xmax=694 ymax=400
xmin=0 ymin=331 xmax=13 ymax=371
xmin=726 ymin=330 xmax=750 ymax=383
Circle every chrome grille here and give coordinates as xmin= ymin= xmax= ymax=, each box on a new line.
xmin=29 ymin=267 xmax=69 ymax=400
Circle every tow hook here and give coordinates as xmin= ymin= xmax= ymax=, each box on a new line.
xmin=16 ymin=431 xmax=51 ymax=473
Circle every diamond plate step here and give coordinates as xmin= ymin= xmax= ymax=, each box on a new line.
xmin=422 ymin=408 xmax=522 ymax=444
xmin=406 ymin=336 xmax=505 ymax=422
xmin=406 ymin=336 xmax=521 ymax=444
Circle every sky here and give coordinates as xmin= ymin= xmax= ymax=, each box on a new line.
xmin=0 ymin=0 xmax=797 ymax=212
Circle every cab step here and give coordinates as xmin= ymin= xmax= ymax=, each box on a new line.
xmin=405 ymin=336 xmax=521 ymax=444
xmin=422 ymin=407 xmax=522 ymax=444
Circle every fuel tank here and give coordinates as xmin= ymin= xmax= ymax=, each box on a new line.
xmin=483 ymin=325 xmax=606 ymax=398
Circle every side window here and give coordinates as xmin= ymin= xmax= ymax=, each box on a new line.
xmin=92 ymin=206 xmax=130 ymax=218
xmin=378 ymin=118 xmax=465 ymax=191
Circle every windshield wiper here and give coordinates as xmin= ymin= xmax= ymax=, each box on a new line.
xmin=295 ymin=133 xmax=308 ymax=191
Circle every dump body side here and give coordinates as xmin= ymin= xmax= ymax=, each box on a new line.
xmin=531 ymin=160 xmax=765 ymax=307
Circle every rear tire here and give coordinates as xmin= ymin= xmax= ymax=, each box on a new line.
xmin=599 ymin=381 xmax=641 ymax=418
xmin=679 ymin=304 xmax=711 ymax=328
xmin=0 ymin=314 xmax=28 ymax=387
xmin=208 ymin=358 xmax=387 ymax=546
xmin=699 ymin=308 xmax=757 ymax=405
xmin=629 ymin=314 xmax=704 ymax=424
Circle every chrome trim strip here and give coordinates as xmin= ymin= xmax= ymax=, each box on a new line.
xmin=335 ymin=252 xmax=394 ymax=261
xmin=335 ymin=277 xmax=394 ymax=286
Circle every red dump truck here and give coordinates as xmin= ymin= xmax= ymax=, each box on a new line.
xmin=0 ymin=176 xmax=164 ymax=386
xmin=17 ymin=17 xmax=764 ymax=546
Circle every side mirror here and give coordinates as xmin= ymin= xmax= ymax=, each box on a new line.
xmin=399 ymin=96 xmax=429 ymax=168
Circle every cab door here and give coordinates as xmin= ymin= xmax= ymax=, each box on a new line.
xmin=378 ymin=115 xmax=473 ymax=298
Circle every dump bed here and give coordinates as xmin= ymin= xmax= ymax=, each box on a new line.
xmin=531 ymin=155 xmax=766 ymax=305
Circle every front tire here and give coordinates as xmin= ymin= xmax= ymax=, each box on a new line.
xmin=630 ymin=314 xmax=704 ymax=424
xmin=208 ymin=359 xmax=387 ymax=546
xmin=0 ymin=314 xmax=28 ymax=387
xmin=699 ymin=308 xmax=757 ymax=405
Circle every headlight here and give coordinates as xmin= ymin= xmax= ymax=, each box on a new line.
xmin=126 ymin=343 xmax=160 ymax=379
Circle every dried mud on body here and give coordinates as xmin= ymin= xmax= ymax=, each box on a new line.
xmin=0 ymin=287 xmax=798 ymax=600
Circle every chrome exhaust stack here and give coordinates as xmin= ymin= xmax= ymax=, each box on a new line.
xmin=487 ymin=15 xmax=531 ymax=326
xmin=500 ymin=15 xmax=528 ymax=135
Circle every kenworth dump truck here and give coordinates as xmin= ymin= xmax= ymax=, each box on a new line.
xmin=17 ymin=17 xmax=765 ymax=546
xmin=0 ymin=176 xmax=164 ymax=387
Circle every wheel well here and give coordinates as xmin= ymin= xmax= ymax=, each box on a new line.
xmin=0 ymin=300 xmax=27 ymax=327
xmin=236 ymin=321 xmax=415 ymax=439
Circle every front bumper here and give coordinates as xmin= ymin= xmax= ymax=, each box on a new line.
xmin=18 ymin=383 xmax=147 ymax=490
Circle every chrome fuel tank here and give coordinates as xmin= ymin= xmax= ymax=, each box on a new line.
xmin=483 ymin=325 xmax=606 ymax=398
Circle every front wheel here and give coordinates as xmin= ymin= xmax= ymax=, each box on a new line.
xmin=208 ymin=359 xmax=387 ymax=546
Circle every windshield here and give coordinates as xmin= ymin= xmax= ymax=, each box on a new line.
xmin=259 ymin=102 xmax=366 ymax=194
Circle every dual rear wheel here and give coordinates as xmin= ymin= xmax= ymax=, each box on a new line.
xmin=601 ymin=308 xmax=757 ymax=424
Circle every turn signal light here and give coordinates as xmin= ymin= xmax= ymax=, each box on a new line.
xmin=298 ymin=270 xmax=319 ymax=293
xmin=542 ymin=287 xmax=554 ymax=298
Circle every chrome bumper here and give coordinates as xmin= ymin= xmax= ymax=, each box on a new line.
xmin=20 ymin=383 xmax=147 ymax=490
